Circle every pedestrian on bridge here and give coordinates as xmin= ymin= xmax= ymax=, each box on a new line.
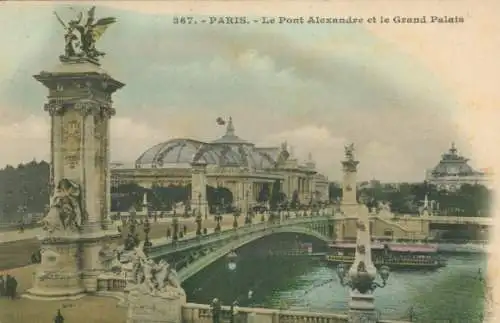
xmin=53 ymin=309 xmax=64 ymax=323
xmin=210 ymin=298 xmax=221 ymax=323
xmin=0 ymin=274 xmax=5 ymax=297
xmin=5 ymin=274 xmax=17 ymax=299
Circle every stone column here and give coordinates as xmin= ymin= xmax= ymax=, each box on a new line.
xmin=246 ymin=179 xmax=255 ymax=207
xmin=190 ymin=161 xmax=208 ymax=214
xmin=309 ymin=176 xmax=315 ymax=202
xmin=341 ymin=148 xmax=359 ymax=216
xmin=237 ymin=180 xmax=245 ymax=211
xmin=25 ymin=55 xmax=124 ymax=300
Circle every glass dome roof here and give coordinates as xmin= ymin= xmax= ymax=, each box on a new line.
xmin=135 ymin=138 xmax=279 ymax=169
xmin=135 ymin=118 xmax=283 ymax=169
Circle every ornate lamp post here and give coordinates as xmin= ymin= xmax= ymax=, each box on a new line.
xmin=227 ymin=251 xmax=238 ymax=323
xmin=215 ymin=203 xmax=222 ymax=233
xmin=172 ymin=215 xmax=179 ymax=242
xmin=233 ymin=208 xmax=239 ymax=229
xmin=246 ymin=209 xmax=253 ymax=225
xmin=195 ymin=211 xmax=203 ymax=236
xmin=244 ymin=191 xmax=252 ymax=225
xmin=143 ymin=216 xmax=152 ymax=253
xmin=335 ymin=144 xmax=390 ymax=323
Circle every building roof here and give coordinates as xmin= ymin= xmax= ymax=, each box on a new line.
xmin=135 ymin=118 xmax=284 ymax=170
xmin=430 ymin=143 xmax=477 ymax=177
xmin=211 ymin=117 xmax=251 ymax=145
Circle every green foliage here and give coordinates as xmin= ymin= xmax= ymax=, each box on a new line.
xmin=409 ymin=271 xmax=486 ymax=322
xmin=149 ymin=184 xmax=191 ymax=210
xmin=329 ymin=182 xmax=342 ymax=201
xmin=269 ymin=179 xmax=285 ymax=210
xmin=206 ymin=186 xmax=233 ymax=209
xmin=111 ymin=182 xmax=145 ymax=211
xmin=0 ymin=160 xmax=50 ymax=221
xmin=332 ymin=181 xmax=492 ymax=216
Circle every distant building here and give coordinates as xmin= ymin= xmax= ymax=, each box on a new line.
xmin=425 ymin=143 xmax=493 ymax=191
xmin=110 ymin=117 xmax=329 ymax=209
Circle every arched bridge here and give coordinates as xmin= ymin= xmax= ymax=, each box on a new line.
xmin=148 ymin=216 xmax=333 ymax=282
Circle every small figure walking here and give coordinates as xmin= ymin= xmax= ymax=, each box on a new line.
xmin=0 ymin=274 xmax=5 ymax=297
xmin=54 ymin=309 xmax=64 ymax=323
xmin=230 ymin=300 xmax=239 ymax=323
xmin=5 ymin=274 xmax=18 ymax=299
xmin=210 ymin=298 xmax=221 ymax=323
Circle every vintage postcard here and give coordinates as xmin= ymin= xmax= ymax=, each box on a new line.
xmin=0 ymin=1 xmax=498 ymax=323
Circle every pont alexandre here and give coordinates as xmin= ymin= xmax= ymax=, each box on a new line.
xmin=307 ymin=16 xmax=363 ymax=24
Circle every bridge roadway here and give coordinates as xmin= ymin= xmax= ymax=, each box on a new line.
xmin=148 ymin=215 xmax=332 ymax=282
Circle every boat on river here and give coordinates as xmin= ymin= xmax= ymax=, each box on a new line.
xmin=325 ymin=242 xmax=447 ymax=270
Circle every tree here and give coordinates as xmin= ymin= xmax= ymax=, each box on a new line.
xmin=269 ymin=180 xmax=282 ymax=210
xmin=328 ymin=182 xmax=342 ymax=201
xmin=206 ymin=186 xmax=233 ymax=210
xmin=290 ymin=190 xmax=299 ymax=210
xmin=257 ymin=184 xmax=270 ymax=203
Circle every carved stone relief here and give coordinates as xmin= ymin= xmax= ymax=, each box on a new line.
xmin=62 ymin=118 xmax=81 ymax=169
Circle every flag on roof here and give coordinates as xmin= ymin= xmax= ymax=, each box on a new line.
xmin=216 ymin=117 xmax=225 ymax=126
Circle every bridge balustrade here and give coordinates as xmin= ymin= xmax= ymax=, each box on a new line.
xmin=149 ymin=216 xmax=331 ymax=258
xmin=181 ymin=303 xmax=410 ymax=323
xmin=97 ymin=274 xmax=127 ymax=292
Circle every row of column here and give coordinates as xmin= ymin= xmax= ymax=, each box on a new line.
xmin=284 ymin=175 xmax=315 ymax=202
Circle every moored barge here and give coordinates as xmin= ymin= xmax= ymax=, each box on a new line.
xmin=325 ymin=242 xmax=446 ymax=270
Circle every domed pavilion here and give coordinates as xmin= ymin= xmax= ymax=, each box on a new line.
xmin=110 ymin=117 xmax=330 ymax=213
xmin=425 ymin=143 xmax=493 ymax=191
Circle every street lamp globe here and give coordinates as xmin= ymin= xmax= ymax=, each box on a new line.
xmin=227 ymin=251 xmax=237 ymax=271
xmin=336 ymin=263 xmax=346 ymax=280
xmin=379 ymin=265 xmax=390 ymax=283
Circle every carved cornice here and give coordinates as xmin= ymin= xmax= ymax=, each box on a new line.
xmin=44 ymin=99 xmax=116 ymax=119
xmin=100 ymin=103 xmax=116 ymax=119
xmin=44 ymin=102 xmax=65 ymax=116
xmin=75 ymin=101 xmax=100 ymax=117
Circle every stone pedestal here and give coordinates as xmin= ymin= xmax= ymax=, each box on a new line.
xmin=25 ymin=234 xmax=85 ymax=300
xmin=348 ymin=292 xmax=377 ymax=323
xmin=24 ymin=230 xmax=121 ymax=300
xmin=24 ymin=56 xmax=124 ymax=299
xmin=127 ymin=289 xmax=187 ymax=323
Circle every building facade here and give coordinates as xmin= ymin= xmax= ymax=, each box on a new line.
xmin=425 ymin=143 xmax=493 ymax=191
xmin=110 ymin=118 xmax=329 ymax=211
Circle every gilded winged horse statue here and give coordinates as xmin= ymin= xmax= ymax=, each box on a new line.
xmin=54 ymin=6 xmax=117 ymax=61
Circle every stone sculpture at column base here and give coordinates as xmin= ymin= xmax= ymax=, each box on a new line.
xmin=125 ymin=246 xmax=186 ymax=323
xmin=24 ymin=234 xmax=85 ymax=300
xmin=127 ymin=289 xmax=186 ymax=323
xmin=348 ymin=292 xmax=377 ymax=323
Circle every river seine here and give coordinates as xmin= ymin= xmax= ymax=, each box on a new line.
xmin=184 ymin=253 xmax=487 ymax=323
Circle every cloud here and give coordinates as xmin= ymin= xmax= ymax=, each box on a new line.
xmin=0 ymin=115 xmax=169 ymax=167
xmin=0 ymin=3 xmax=492 ymax=182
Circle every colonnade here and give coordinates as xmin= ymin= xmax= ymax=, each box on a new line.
xmin=111 ymin=168 xmax=330 ymax=215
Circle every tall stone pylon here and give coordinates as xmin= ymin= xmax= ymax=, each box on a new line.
xmin=341 ymin=143 xmax=359 ymax=213
xmin=335 ymin=144 xmax=360 ymax=242
xmin=24 ymin=7 xmax=124 ymax=300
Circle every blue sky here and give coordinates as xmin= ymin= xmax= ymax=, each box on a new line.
xmin=0 ymin=3 xmax=473 ymax=181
